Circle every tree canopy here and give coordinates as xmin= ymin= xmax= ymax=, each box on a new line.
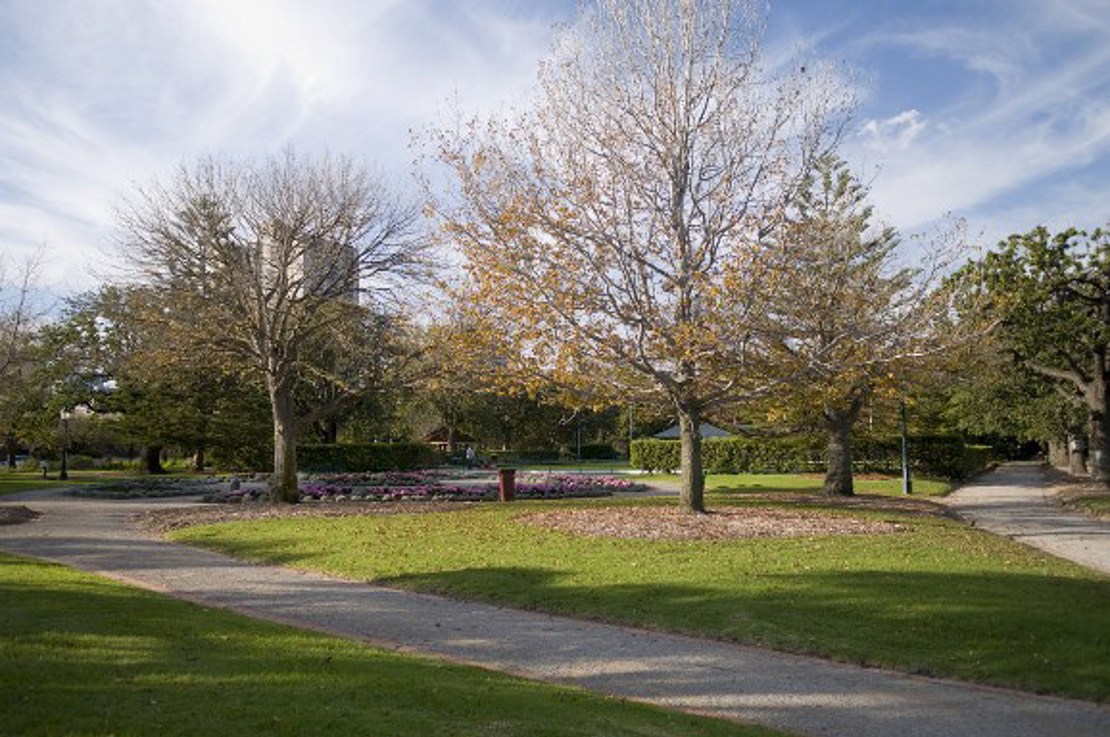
xmin=116 ymin=150 xmax=425 ymax=500
xmin=431 ymin=0 xmax=852 ymax=512
xmin=762 ymin=156 xmax=968 ymax=495
xmin=966 ymin=225 xmax=1110 ymax=479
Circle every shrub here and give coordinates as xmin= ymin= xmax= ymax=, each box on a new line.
xmin=579 ymin=443 xmax=618 ymax=460
xmin=298 ymin=443 xmax=438 ymax=472
xmin=630 ymin=439 xmax=679 ymax=472
xmin=631 ymin=434 xmax=993 ymax=480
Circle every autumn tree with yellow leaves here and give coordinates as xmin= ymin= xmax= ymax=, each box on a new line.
xmin=430 ymin=0 xmax=853 ymax=512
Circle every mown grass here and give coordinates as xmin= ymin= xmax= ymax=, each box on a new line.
xmin=171 ymin=498 xmax=1110 ymax=701
xmin=1069 ymin=495 xmax=1110 ymax=519
xmin=0 ymin=553 xmax=781 ymax=737
xmin=640 ymin=472 xmax=950 ymax=497
xmin=0 ymin=470 xmax=128 ymax=496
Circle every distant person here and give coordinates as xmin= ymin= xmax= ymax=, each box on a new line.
xmin=465 ymin=445 xmax=476 ymax=469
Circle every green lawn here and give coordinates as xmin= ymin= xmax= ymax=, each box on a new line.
xmin=641 ymin=472 xmax=950 ymax=497
xmin=1070 ymin=495 xmax=1110 ymax=518
xmin=0 ymin=553 xmax=780 ymax=737
xmin=171 ymin=498 xmax=1110 ymax=702
xmin=512 ymin=460 xmax=633 ymax=472
xmin=0 ymin=470 xmax=129 ymax=497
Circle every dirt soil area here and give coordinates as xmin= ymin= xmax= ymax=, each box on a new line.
xmin=0 ymin=505 xmax=40 ymax=525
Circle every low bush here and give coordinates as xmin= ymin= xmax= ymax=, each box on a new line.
xmin=580 ymin=442 xmax=619 ymax=460
xmin=298 ymin=443 xmax=437 ymax=472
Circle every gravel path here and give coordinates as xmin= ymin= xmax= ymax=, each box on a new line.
xmin=2 ymin=470 xmax=1109 ymax=737
xmin=942 ymin=462 xmax=1110 ymax=575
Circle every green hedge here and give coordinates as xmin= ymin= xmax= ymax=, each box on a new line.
xmin=631 ymin=434 xmax=992 ymax=480
xmin=298 ymin=443 xmax=437 ymax=472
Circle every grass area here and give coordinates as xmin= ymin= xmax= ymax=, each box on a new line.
xmin=1069 ymin=495 xmax=1110 ymax=519
xmin=642 ymin=472 xmax=951 ymax=497
xmin=0 ymin=553 xmax=781 ymax=737
xmin=511 ymin=460 xmax=633 ymax=473
xmin=171 ymin=498 xmax=1110 ymax=702
xmin=0 ymin=469 xmax=131 ymax=497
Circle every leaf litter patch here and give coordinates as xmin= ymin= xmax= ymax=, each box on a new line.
xmin=520 ymin=506 xmax=907 ymax=541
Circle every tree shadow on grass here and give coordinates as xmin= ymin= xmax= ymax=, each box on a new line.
xmin=377 ymin=564 xmax=1110 ymax=702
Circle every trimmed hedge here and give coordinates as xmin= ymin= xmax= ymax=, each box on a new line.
xmin=631 ymin=434 xmax=992 ymax=480
xmin=298 ymin=443 xmax=437 ymax=472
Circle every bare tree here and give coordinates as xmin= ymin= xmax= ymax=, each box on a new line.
xmin=117 ymin=150 xmax=424 ymax=501
xmin=430 ymin=0 xmax=852 ymax=512
xmin=0 ymin=250 xmax=44 ymax=379
xmin=0 ymin=250 xmax=47 ymax=466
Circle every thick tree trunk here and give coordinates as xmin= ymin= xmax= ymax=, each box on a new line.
xmin=5 ymin=436 xmax=17 ymax=468
xmin=823 ymin=412 xmax=856 ymax=496
xmin=823 ymin=398 xmax=864 ymax=496
xmin=676 ymin=404 xmax=706 ymax=514
xmin=1046 ymin=437 xmax=1068 ymax=469
xmin=142 ymin=445 xmax=166 ymax=475
xmin=270 ymin=382 xmax=300 ymax=503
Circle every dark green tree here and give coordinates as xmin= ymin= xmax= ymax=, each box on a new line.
xmin=968 ymin=226 xmax=1110 ymax=479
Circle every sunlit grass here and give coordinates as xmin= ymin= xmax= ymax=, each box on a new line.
xmin=0 ymin=469 xmax=132 ymax=496
xmin=1069 ymin=494 xmax=1110 ymax=519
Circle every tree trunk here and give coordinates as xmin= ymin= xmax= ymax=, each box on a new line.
xmin=676 ymin=404 xmax=706 ymax=513
xmin=5 ymin=436 xmax=17 ymax=469
xmin=1046 ymin=437 xmax=1068 ymax=469
xmin=270 ymin=381 xmax=300 ymax=503
xmin=823 ymin=399 xmax=863 ymax=496
xmin=1066 ymin=435 xmax=1088 ymax=476
xmin=1088 ymin=374 xmax=1110 ymax=481
xmin=142 ymin=445 xmax=166 ymax=475
xmin=824 ymin=412 xmax=855 ymax=496
xmin=193 ymin=445 xmax=206 ymax=473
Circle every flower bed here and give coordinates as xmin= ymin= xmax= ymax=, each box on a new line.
xmin=70 ymin=477 xmax=225 ymax=499
xmin=202 ymin=472 xmax=644 ymax=504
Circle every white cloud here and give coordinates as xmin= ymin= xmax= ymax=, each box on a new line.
xmin=0 ymin=0 xmax=566 ymax=293
xmin=841 ymin=0 xmax=1110 ymax=242
xmin=860 ymin=110 xmax=927 ymax=154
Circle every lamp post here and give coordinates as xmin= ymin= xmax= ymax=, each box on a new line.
xmin=900 ymin=400 xmax=912 ymax=495
xmin=59 ymin=408 xmax=72 ymax=481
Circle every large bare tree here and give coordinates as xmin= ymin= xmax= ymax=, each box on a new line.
xmin=117 ymin=150 xmax=423 ymax=501
xmin=430 ymin=0 xmax=852 ymax=512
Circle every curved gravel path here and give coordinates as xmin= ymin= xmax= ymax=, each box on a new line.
xmin=942 ymin=462 xmax=1110 ymax=575
xmin=2 ymin=471 xmax=1109 ymax=737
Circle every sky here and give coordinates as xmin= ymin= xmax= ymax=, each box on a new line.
xmin=2 ymin=0 xmax=1109 ymax=296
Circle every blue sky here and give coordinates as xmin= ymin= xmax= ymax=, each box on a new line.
xmin=2 ymin=0 xmax=1108 ymax=294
